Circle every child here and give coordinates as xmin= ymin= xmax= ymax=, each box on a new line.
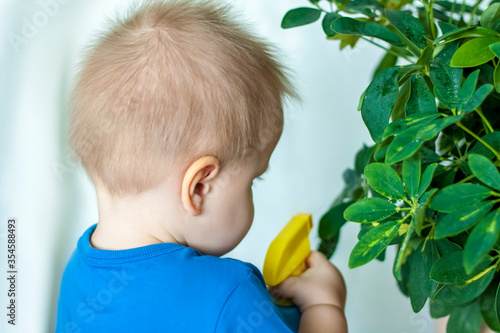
xmin=56 ymin=0 xmax=347 ymax=332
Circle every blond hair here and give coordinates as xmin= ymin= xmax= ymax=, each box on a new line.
xmin=69 ymin=0 xmax=297 ymax=196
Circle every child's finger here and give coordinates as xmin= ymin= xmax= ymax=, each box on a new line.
xmin=269 ymin=276 xmax=299 ymax=299
xmin=305 ymin=250 xmax=326 ymax=267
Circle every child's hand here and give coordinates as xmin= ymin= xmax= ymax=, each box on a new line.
xmin=268 ymin=251 xmax=346 ymax=313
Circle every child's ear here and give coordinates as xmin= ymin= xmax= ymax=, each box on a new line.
xmin=181 ymin=156 xmax=220 ymax=216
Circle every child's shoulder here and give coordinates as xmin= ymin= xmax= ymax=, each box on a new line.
xmin=190 ymin=252 xmax=265 ymax=286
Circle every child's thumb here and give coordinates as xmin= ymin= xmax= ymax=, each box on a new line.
xmin=268 ymin=276 xmax=299 ymax=299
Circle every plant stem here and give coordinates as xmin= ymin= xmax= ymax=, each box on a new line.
xmin=468 ymin=0 xmax=483 ymax=27
xmin=459 ymin=0 xmax=466 ymax=23
xmin=464 ymin=141 xmax=472 ymax=155
xmin=428 ymin=0 xmax=437 ymax=40
xmin=313 ymin=2 xmax=329 ymax=12
xmin=475 ymin=108 xmax=494 ymax=133
xmin=454 ymin=140 xmax=464 ymax=159
xmin=360 ymin=37 xmax=416 ymax=63
xmin=457 ymin=122 xmax=500 ymax=160
xmin=458 ymin=174 xmax=476 ymax=183
xmin=449 ymin=0 xmax=457 ymax=24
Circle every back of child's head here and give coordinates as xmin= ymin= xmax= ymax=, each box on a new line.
xmin=69 ymin=0 xmax=297 ymax=197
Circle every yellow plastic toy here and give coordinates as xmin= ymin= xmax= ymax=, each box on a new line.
xmin=263 ymin=213 xmax=312 ymax=306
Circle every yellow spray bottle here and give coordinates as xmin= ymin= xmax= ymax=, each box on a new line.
xmin=263 ymin=213 xmax=312 ymax=306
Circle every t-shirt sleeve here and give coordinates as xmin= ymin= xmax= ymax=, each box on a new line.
xmin=214 ymin=270 xmax=294 ymax=333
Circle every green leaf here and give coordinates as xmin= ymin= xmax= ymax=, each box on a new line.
xmin=318 ymin=237 xmax=339 ymax=259
xmin=390 ymin=79 xmax=411 ymax=122
xmin=330 ymin=17 xmax=404 ymax=47
xmin=397 ymin=64 xmax=423 ymax=82
xmin=393 ymin=223 xmax=413 ymax=281
xmin=433 ymin=167 xmax=458 ymax=188
xmin=464 ymin=209 xmax=500 ymax=274
xmin=281 ymin=8 xmax=322 ymax=29
xmin=490 ymin=41 xmax=500 ymax=57
xmin=430 ymin=42 xmax=463 ymax=109
xmin=447 ymin=300 xmax=483 ymax=333
xmin=418 ymin=188 xmax=438 ymax=206
xmin=355 ymin=144 xmax=374 ymax=176
xmin=318 ymin=201 xmax=355 ymax=239
xmin=480 ymin=284 xmax=500 ymax=331
xmin=405 ymin=74 xmax=438 ymax=115
xmin=470 ymin=132 xmax=500 ymax=159
xmin=343 ymin=198 xmax=398 ymax=222
xmin=434 ymin=201 xmax=494 ymax=238
xmin=412 ymin=207 xmax=426 ymax=236
xmin=349 ymin=221 xmax=400 ymax=268
xmin=435 ymin=26 xmax=499 ymax=44
xmin=417 ymin=45 xmax=435 ymax=66
xmin=481 ymin=3 xmax=500 ymax=29
xmin=373 ymin=52 xmax=398 ymax=78
xmin=438 ymin=21 xmax=459 ymax=35
xmin=496 ymin=284 xmax=500 ymax=331
xmin=436 ymin=238 xmax=462 ymax=256
xmin=432 ymin=266 xmax=495 ymax=306
xmin=386 ymin=115 xmax=461 ymax=166
xmin=361 ymin=67 xmax=401 ymax=142
xmin=451 ymin=37 xmax=500 ymax=67
xmin=374 ymin=143 xmax=389 ymax=162
xmin=421 ymin=145 xmax=442 ymax=164
xmin=386 ymin=10 xmax=427 ymax=49
xmin=403 ymin=151 xmax=421 ymax=198
xmin=460 ymin=84 xmax=494 ymax=113
xmin=383 ymin=113 xmax=440 ymax=139
xmin=430 ymin=251 xmax=492 ymax=284
xmin=322 ymin=12 xmax=341 ymax=36
xmin=364 ymin=163 xmax=405 ymax=199
xmin=494 ymin=61 xmax=500 ymax=93
xmin=458 ymin=70 xmax=480 ymax=106
xmin=385 ymin=125 xmax=424 ymax=165
xmin=435 ymin=1 xmax=481 ymax=14
xmin=457 ymin=69 xmax=494 ymax=113
xmin=416 ymin=114 xmax=463 ymax=141
xmin=409 ymin=240 xmax=438 ymax=312
xmin=429 ymin=183 xmax=492 ymax=212
xmin=417 ymin=163 xmax=438 ymax=198
xmin=469 ymin=154 xmax=500 ymax=190
xmin=342 ymin=0 xmax=382 ymax=16
xmin=430 ymin=298 xmax=454 ymax=318
xmin=329 ymin=33 xmax=361 ymax=49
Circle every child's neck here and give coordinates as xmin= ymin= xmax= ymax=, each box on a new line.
xmin=91 ymin=187 xmax=183 ymax=251
xmin=90 ymin=221 xmax=174 ymax=250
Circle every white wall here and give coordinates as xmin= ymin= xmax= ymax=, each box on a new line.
xmin=0 ymin=0 xmax=434 ymax=332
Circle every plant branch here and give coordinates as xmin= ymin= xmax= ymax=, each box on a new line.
xmin=454 ymin=140 xmax=464 ymax=159
xmin=458 ymin=174 xmax=476 ymax=183
xmin=475 ymin=108 xmax=494 ymax=133
xmin=457 ymin=122 xmax=500 ymax=160
xmin=459 ymin=0 xmax=467 ymax=23
xmin=360 ymin=37 xmax=416 ymax=63
xmin=468 ymin=0 xmax=484 ymax=27
xmin=313 ymin=2 xmax=330 ymax=12
xmin=428 ymin=0 xmax=437 ymax=40
xmin=449 ymin=0 xmax=457 ymax=24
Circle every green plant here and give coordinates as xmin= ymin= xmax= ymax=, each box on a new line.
xmin=282 ymin=0 xmax=500 ymax=331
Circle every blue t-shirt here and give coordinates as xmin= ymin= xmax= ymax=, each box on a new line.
xmin=55 ymin=224 xmax=294 ymax=333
